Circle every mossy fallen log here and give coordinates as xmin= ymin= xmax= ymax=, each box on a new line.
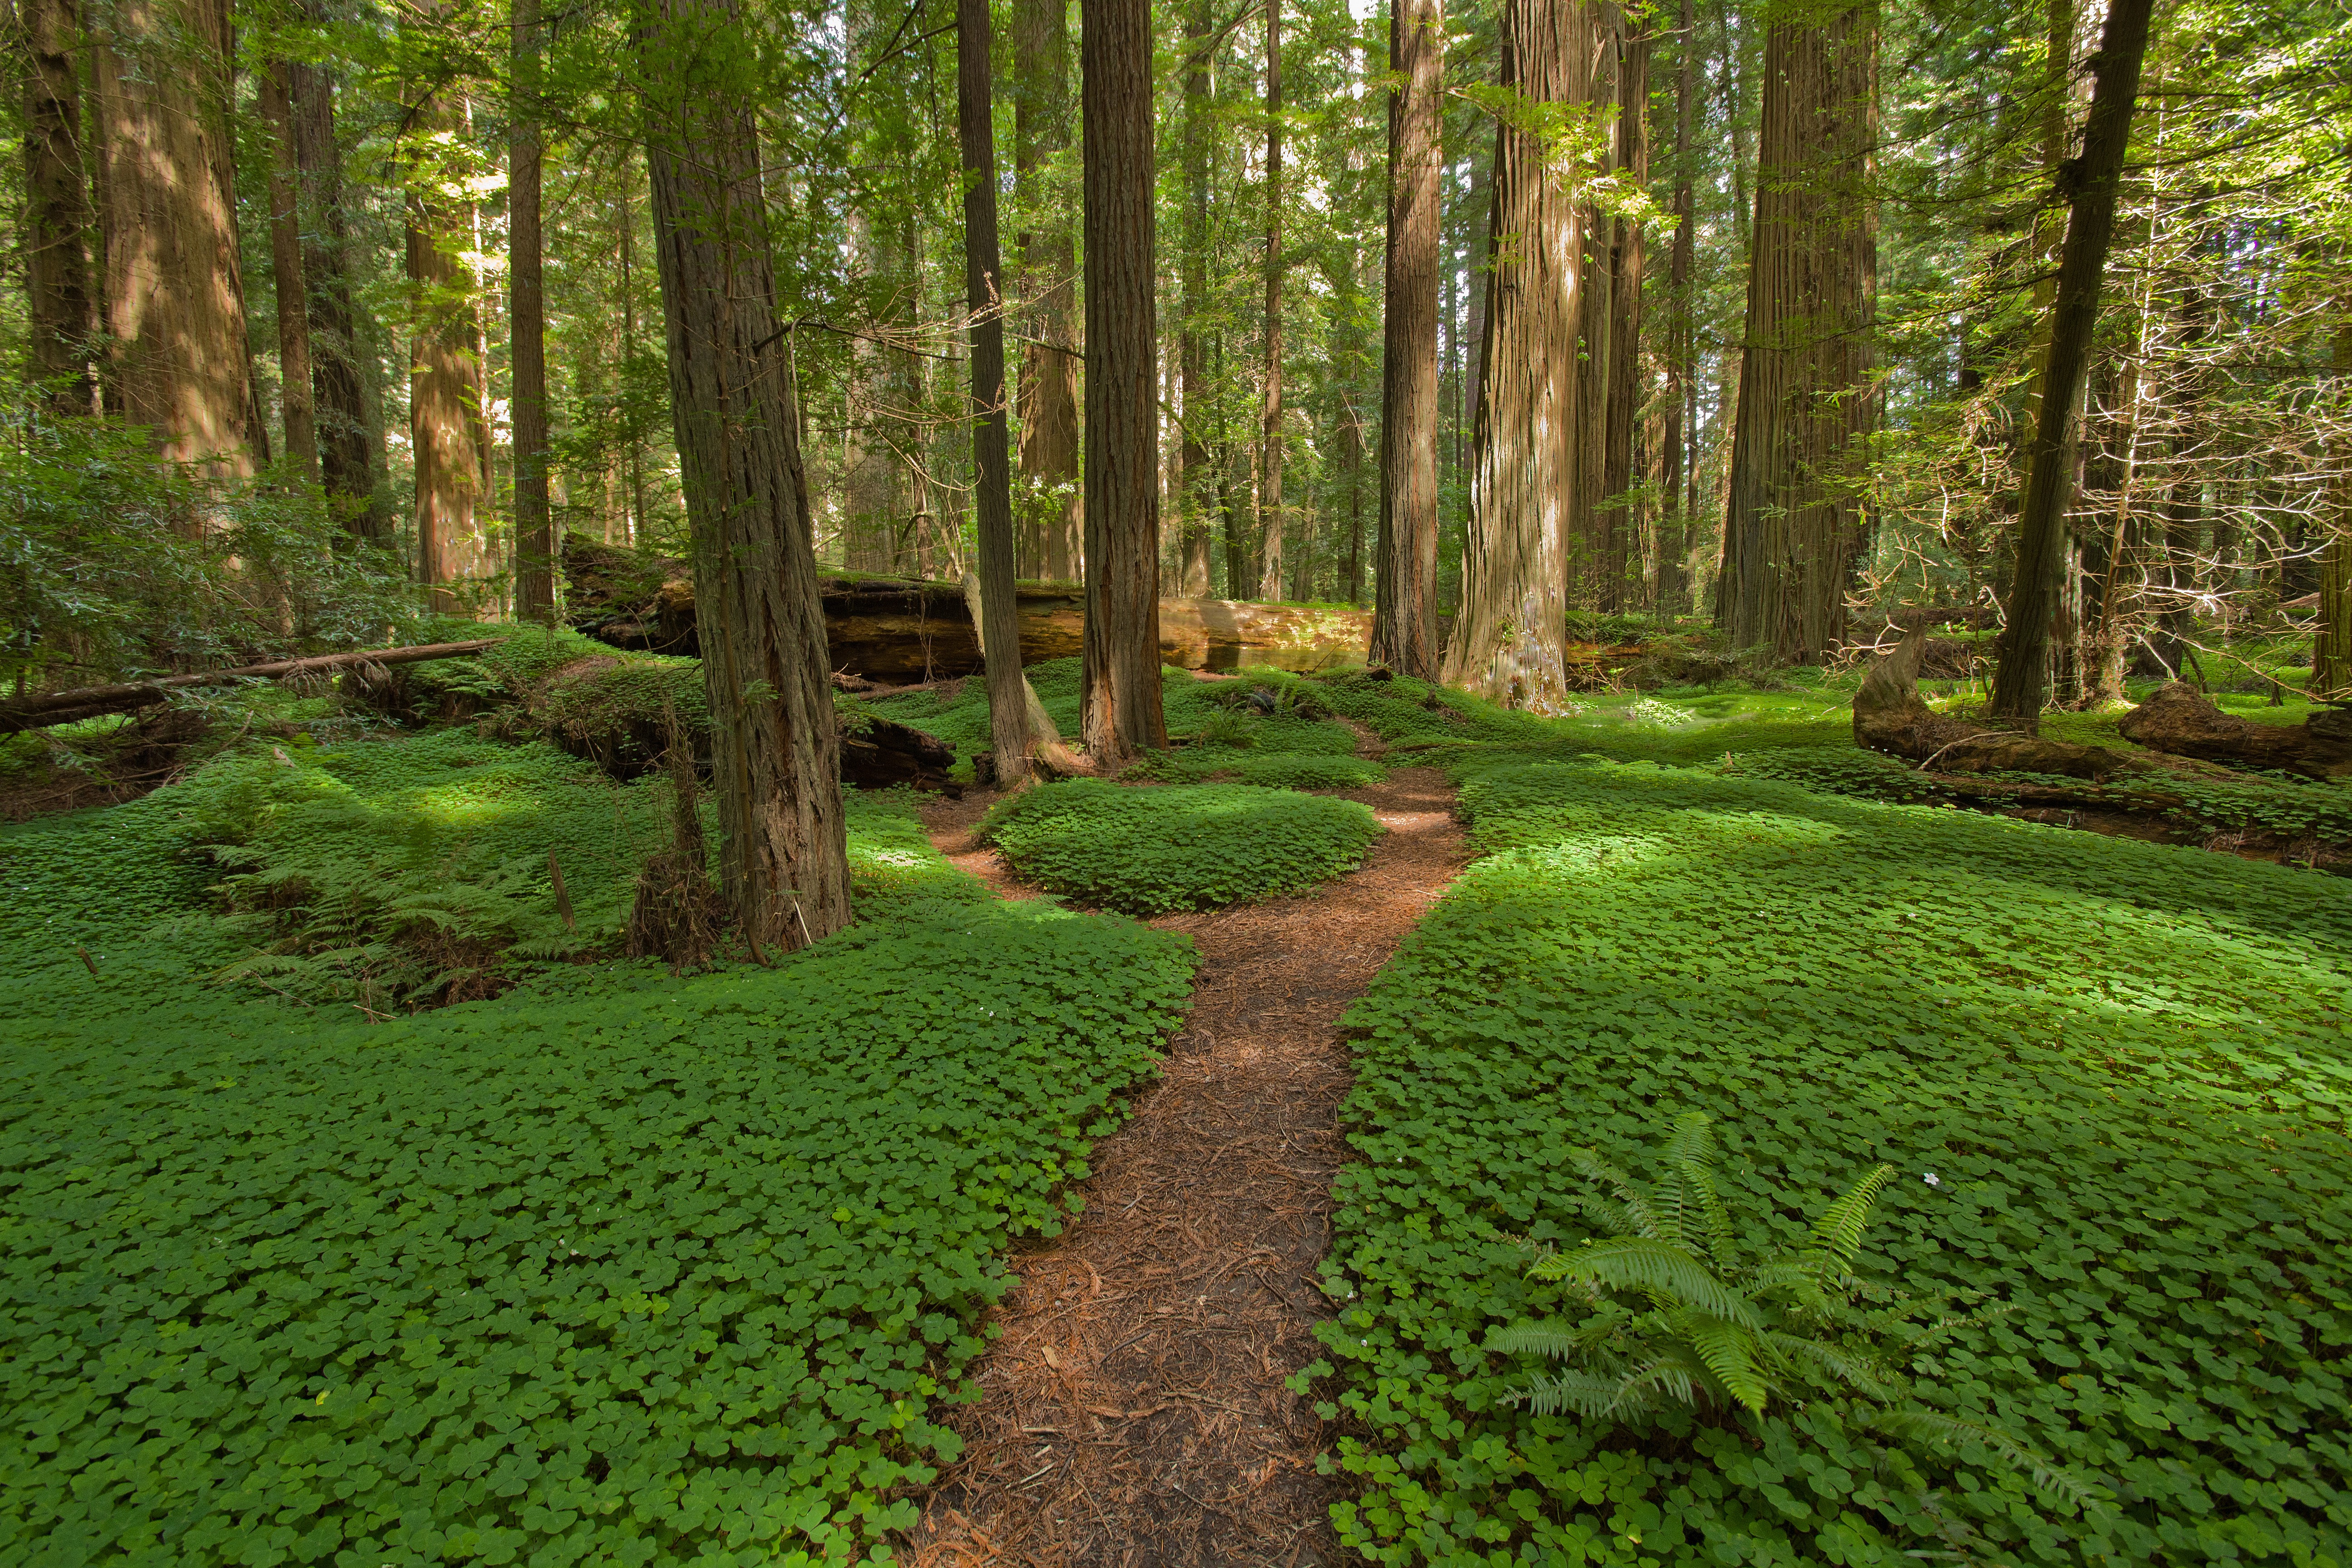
xmin=2117 ymin=681 xmax=2352 ymax=779
xmin=0 ymin=640 xmax=499 ymax=734
xmin=560 ymin=531 xmax=1370 ymax=680
xmin=1852 ymin=627 xmax=2156 ymax=781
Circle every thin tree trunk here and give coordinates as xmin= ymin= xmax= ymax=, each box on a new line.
xmin=1080 ymin=0 xmax=1166 ymax=761
xmin=24 ymin=0 xmax=97 ymax=414
xmin=1571 ymin=7 xmax=1620 ymax=608
xmin=1658 ymin=0 xmax=1694 ymax=615
xmin=1371 ymin=0 xmax=1442 ymax=675
xmin=510 ymin=0 xmax=553 ymax=619
xmin=95 ymin=0 xmax=252 ymax=481
xmin=1714 ymin=0 xmax=1876 ymax=662
xmin=405 ymin=107 xmax=483 ymax=609
xmin=288 ymin=39 xmax=379 ymax=536
xmin=1441 ymin=0 xmax=1596 ymax=707
xmin=258 ymin=63 xmax=317 ymax=480
xmin=960 ymin=0 xmax=1032 ymax=781
xmin=642 ymin=0 xmax=850 ymax=948
xmin=1255 ymin=0 xmax=1286 ymax=601
xmin=1176 ymin=0 xmax=1215 ymax=596
xmin=1600 ymin=20 xmax=1649 ymax=614
xmin=1015 ymin=0 xmax=1081 ymax=581
xmin=1989 ymin=0 xmax=2156 ymax=719
xmin=2318 ymin=313 xmax=2352 ymax=699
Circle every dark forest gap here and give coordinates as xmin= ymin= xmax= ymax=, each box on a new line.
xmin=908 ymin=740 xmax=1469 ymax=1566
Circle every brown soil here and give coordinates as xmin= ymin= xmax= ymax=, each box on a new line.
xmin=906 ymin=748 xmax=1470 ymax=1567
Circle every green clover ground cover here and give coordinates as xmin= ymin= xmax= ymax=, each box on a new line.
xmin=1310 ymin=748 xmax=2351 ymax=1568
xmin=980 ymin=776 xmax=1384 ymax=914
xmin=1 ymin=735 xmax=1196 ymax=1567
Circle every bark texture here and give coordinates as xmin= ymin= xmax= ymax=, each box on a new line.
xmin=1569 ymin=5 xmax=1622 ymax=606
xmin=1715 ymin=0 xmax=1877 ymax=661
xmin=2319 ymin=315 xmax=2352 ymax=699
xmin=2118 ymin=682 xmax=2352 ymax=779
xmin=1988 ymin=0 xmax=2155 ymax=717
xmin=258 ymin=64 xmax=318 ymax=480
xmin=1176 ymin=0 xmax=1216 ymax=596
xmin=1255 ymin=0 xmax=1287 ymax=601
xmin=1658 ymin=0 xmax=1696 ymax=613
xmin=1079 ymin=0 xmax=1168 ymax=761
xmin=643 ymin=0 xmax=853 ymax=949
xmin=510 ymin=0 xmax=553 ymax=619
xmin=1371 ymin=0 xmax=1443 ymax=678
xmin=1855 ymin=629 xmax=2154 ymax=780
xmin=1441 ymin=0 xmax=1597 ymax=709
xmin=1014 ymin=0 xmax=1082 ymax=580
xmin=960 ymin=0 xmax=1033 ymax=783
xmin=406 ymin=167 xmax=485 ymax=606
xmin=1599 ymin=21 xmax=1649 ymax=613
xmin=24 ymin=0 xmax=98 ymax=413
xmin=96 ymin=0 xmax=253 ymax=478
xmin=288 ymin=42 xmax=381 ymax=535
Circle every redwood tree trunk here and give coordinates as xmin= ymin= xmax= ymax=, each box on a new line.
xmin=1176 ymin=0 xmax=1216 ymax=596
xmin=1658 ymin=0 xmax=1695 ymax=614
xmin=642 ymin=0 xmax=852 ymax=948
xmin=288 ymin=41 xmax=381 ymax=537
xmin=1599 ymin=21 xmax=1649 ymax=614
xmin=1441 ymin=0 xmax=1596 ymax=707
xmin=2318 ymin=314 xmax=2352 ymax=700
xmin=1255 ymin=0 xmax=1286 ymax=602
xmin=24 ymin=0 xmax=98 ymax=414
xmin=96 ymin=0 xmax=252 ymax=480
xmin=406 ymin=157 xmax=483 ymax=608
xmin=1570 ymin=6 xmax=1621 ymax=607
xmin=960 ymin=0 xmax=1033 ymax=781
xmin=510 ymin=0 xmax=553 ymax=619
xmin=260 ymin=63 xmax=318 ymax=481
xmin=1015 ymin=0 xmax=1081 ymax=581
xmin=1714 ymin=0 xmax=1877 ymax=662
xmin=1989 ymin=0 xmax=2156 ymax=718
xmin=1372 ymin=0 xmax=1443 ymax=676
xmin=1080 ymin=0 xmax=1167 ymax=761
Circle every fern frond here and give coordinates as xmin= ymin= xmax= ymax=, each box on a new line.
xmin=1864 ymin=1406 xmax=2107 ymax=1514
xmin=1675 ymin=1314 xmax=1772 ymax=1415
xmin=1765 ymin=1332 xmax=1899 ymax=1401
xmin=1571 ymin=1148 xmax=1675 ymax=1243
xmin=1509 ymin=1369 xmax=1658 ymax=1419
xmin=1804 ymin=1162 xmax=1896 ymax=1284
xmin=1541 ymin=1238 xmax=1763 ymax=1328
xmin=1660 ymin=1111 xmax=1717 ymax=1172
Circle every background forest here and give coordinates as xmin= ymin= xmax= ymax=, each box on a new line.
xmin=4 ymin=0 xmax=2346 ymax=693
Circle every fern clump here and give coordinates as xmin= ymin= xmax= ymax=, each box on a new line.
xmin=981 ymin=777 xmax=1382 ymax=913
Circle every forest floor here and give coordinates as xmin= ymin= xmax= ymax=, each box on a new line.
xmin=905 ymin=733 xmax=1470 ymax=1568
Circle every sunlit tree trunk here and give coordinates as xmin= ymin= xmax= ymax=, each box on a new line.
xmin=1015 ymin=0 xmax=1081 ymax=581
xmin=510 ymin=0 xmax=553 ymax=620
xmin=642 ymin=0 xmax=851 ymax=948
xmin=960 ymin=0 xmax=1032 ymax=781
xmin=1599 ymin=21 xmax=1649 ymax=615
xmin=24 ymin=0 xmax=98 ymax=414
xmin=404 ymin=94 xmax=484 ymax=609
xmin=1715 ymin=0 xmax=1877 ymax=662
xmin=1255 ymin=0 xmax=1286 ymax=601
xmin=1080 ymin=0 xmax=1167 ymax=761
xmin=1441 ymin=0 xmax=1597 ymax=708
xmin=1371 ymin=0 xmax=1442 ymax=676
xmin=257 ymin=64 xmax=317 ymax=481
xmin=96 ymin=0 xmax=253 ymax=483
xmin=1658 ymin=0 xmax=1695 ymax=614
xmin=1989 ymin=0 xmax=2155 ymax=718
xmin=1570 ymin=6 xmax=1620 ymax=608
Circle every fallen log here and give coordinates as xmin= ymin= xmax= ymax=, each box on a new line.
xmin=0 ymin=640 xmax=501 ymax=735
xmin=2117 ymin=681 xmax=2352 ymax=779
xmin=1853 ymin=627 xmax=2155 ymax=781
xmin=561 ymin=531 xmax=1371 ymax=681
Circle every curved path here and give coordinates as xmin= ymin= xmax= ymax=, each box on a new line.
xmin=907 ymin=755 xmax=1470 ymax=1568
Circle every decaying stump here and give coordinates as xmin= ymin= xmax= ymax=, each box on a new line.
xmin=1853 ymin=627 xmax=2155 ymax=781
xmin=625 ymin=731 xmax=728 ymax=970
xmin=2117 ymin=681 xmax=2352 ymax=779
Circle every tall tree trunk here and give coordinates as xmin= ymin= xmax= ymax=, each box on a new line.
xmin=1015 ymin=0 xmax=1080 ymax=581
xmin=1658 ymin=0 xmax=1695 ymax=614
xmin=1714 ymin=0 xmax=1876 ymax=662
xmin=95 ymin=0 xmax=252 ymax=481
xmin=404 ymin=93 xmax=484 ymax=609
xmin=1570 ymin=6 xmax=1620 ymax=608
xmin=1600 ymin=20 xmax=1649 ymax=614
xmin=960 ymin=0 xmax=1032 ymax=781
xmin=1989 ymin=0 xmax=2155 ymax=719
xmin=287 ymin=41 xmax=380 ymax=536
xmin=642 ymin=0 xmax=852 ymax=948
xmin=1176 ymin=0 xmax=1215 ymax=596
xmin=1441 ymin=0 xmax=1597 ymax=707
xmin=258 ymin=64 xmax=317 ymax=480
xmin=1080 ymin=0 xmax=1166 ymax=761
xmin=24 ymin=0 xmax=98 ymax=414
xmin=1371 ymin=0 xmax=1443 ymax=675
xmin=2317 ymin=312 xmax=2352 ymax=700
xmin=510 ymin=0 xmax=553 ymax=619
xmin=1255 ymin=0 xmax=1286 ymax=601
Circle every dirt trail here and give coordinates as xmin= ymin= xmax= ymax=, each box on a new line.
xmin=907 ymin=753 xmax=1469 ymax=1567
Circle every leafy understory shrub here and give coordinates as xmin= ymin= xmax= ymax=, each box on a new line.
xmin=1313 ymin=749 xmax=2352 ymax=1566
xmin=981 ymin=777 xmax=1383 ymax=913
